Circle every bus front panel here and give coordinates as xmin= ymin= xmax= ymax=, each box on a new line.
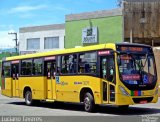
xmin=116 ymin=44 xmax=158 ymax=105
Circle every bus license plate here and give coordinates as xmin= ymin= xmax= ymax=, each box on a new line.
xmin=140 ymin=100 xmax=147 ymax=104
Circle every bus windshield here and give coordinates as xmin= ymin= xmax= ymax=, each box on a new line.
xmin=118 ymin=53 xmax=157 ymax=88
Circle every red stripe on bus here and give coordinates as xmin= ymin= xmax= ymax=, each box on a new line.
xmin=134 ymin=91 xmax=138 ymax=96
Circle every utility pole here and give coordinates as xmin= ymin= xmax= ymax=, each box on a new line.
xmin=8 ymin=32 xmax=18 ymax=54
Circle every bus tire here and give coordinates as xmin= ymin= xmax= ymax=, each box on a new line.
xmin=84 ymin=92 xmax=95 ymax=112
xmin=25 ymin=90 xmax=33 ymax=106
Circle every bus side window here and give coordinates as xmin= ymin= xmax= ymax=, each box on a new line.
xmin=107 ymin=58 xmax=115 ymax=83
xmin=69 ymin=55 xmax=77 ymax=73
xmin=56 ymin=56 xmax=61 ymax=75
xmin=47 ymin=68 xmax=51 ymax=78
xmin=3 ymin=62 xmax=11 ymax=77
xmin=78 ymin=58 xmax=84 ymax=73
xmin=85 ymin=63 xmax=90 ymax=73
xmin=1 ymin=69 xmax=4 ymax=77
xmin=52 ymin=63 xmax=56 ymax=78
xmin=33 ymin=58 xmax=43 ymax=76
xmin=78 ymin=52 xmax=97 ymax=74
xmin=61 ymin=54 xmax=77 ymax=74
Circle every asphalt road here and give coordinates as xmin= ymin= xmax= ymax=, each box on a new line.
xmin=0 ymin=93 xmax=160 ymax=122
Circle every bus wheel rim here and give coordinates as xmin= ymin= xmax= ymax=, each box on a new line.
xmin=26 ymin=92 xmax=32 ymax=104
xmin=84 ymin=97 xmax=91 ymax=110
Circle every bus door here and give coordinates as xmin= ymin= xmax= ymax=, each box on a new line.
xmin=11 ymin=61 xmax=19 ymax=97
xmin=100 ymin=56 xmax=115 ymax=104
xmin=44 ymin=59 xmax=56 ymax=100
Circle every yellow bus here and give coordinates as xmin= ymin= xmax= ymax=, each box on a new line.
xmin=1 ymin=43 xmax=159 ymax=112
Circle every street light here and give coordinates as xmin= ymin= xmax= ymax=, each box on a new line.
xmin=8 ymin=32 xmax=18 ymax=53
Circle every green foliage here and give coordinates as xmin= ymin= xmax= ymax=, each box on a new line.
xmin=0 ymin=52 xmax=18 ymax=60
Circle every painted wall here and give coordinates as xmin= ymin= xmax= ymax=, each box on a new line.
xmin=19 ymin=29 xmax=65 ymax=54
xmin=65 ymin=16 xmax=123 ymax=48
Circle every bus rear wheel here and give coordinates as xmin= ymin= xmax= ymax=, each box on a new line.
xmin=25 ymin=91 xmax=33 ymax=106
xmin=84 ymin=92 xmax=95 ymax=112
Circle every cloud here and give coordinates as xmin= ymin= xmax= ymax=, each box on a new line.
xmin=0 ymin=25 xmax=15 ymax=31
xmin=0 ymin=30 xmax=17 ymax=48
xmin=8 ymin=5 xmax=47 ymax=14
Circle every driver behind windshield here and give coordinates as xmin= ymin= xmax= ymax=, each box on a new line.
xmin=123 ymin=60 xmax=136 ymax=74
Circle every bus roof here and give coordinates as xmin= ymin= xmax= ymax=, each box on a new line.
xmin=5 ymin=43 xmax=116 ymax=61
xmin=116 ymin=42 xmax=151 ymax=48
xmin=4 ymin=43 xmax=152 ymax=61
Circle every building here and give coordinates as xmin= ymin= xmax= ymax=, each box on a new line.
xmin=123 ymin=0 xmax=160 ymax=46
xmin=19 ymin=24 xmax=65 ymax=54
xmin=65 ymin=8 xmax=122 ymax=48
xmin=65 ymin=0 xmax=160 ymax=48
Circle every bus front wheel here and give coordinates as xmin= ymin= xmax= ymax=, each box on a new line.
xmin=84 ymin=92 xmax=95 ymax=112
xmin=25 ymin=91 xmax=33 ymax=106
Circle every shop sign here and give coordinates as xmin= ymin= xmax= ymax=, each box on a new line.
xmin=82 ymin=27 xmax=97 ymax=43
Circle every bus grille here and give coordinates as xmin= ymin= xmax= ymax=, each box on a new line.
xmin=132 ymin=97 xmax=153 ymax=103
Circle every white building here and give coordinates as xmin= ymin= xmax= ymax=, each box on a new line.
xmin=19 ymin=24 xmax=65 ymax=54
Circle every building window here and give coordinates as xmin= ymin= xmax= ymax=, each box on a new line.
xmin=27 ymin=38 xmax=40 ymax=50
xmin=44 ymin=37 xmax=59 ymax=49
xmin=21 ymin=59 xmax=32 ymax=75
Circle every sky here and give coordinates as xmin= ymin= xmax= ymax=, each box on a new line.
xmin=0 ymin=0 xmax=119 ymax=48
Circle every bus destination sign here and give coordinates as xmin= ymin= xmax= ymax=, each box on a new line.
xmin=120 ymin=47 xmax=143 ymax=52
xmin=117 ymin=45 xmax=151 ymax=53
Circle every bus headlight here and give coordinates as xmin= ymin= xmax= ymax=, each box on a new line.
xmin=119 ymin=86 xmax=130 ymax=96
